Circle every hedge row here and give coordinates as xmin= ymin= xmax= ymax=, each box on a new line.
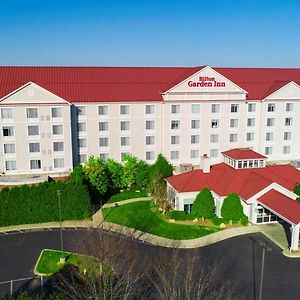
xmin=0 ymin=180 xmax=91 ymax=227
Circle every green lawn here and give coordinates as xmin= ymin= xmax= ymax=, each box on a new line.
xmin=107 ymin=189 xmax=148 ymax=204
xmin=35 ymin=249 xmax=100 ymax=276
xmin=102 ymin=201 xmax=221 ymax=240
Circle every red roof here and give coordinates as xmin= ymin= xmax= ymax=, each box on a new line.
xmin=166 ymin=163 xmax=300 ymax=200
xmin=258 ymin=189 xmax=300 ymax=224
xmin=222 ymin=148 xmax=267 ymax=160
xmin=1 ymin=66 xmax=300 ymax=102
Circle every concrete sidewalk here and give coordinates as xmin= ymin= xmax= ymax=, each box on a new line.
xmin=102 ymin=197 xmax=151 ymax=208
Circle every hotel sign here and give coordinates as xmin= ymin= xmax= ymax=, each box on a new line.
xmin=188 ymin=76 xmax=226 ymax=87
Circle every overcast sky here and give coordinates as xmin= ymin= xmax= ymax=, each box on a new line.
xmin=0 ymin=0 xmax=299 ymax=67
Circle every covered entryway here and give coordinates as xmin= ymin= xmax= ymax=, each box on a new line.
xmin=258 ymin=189 xmax=300 ymax=252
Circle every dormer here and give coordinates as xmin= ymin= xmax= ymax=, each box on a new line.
xmin=222 ymin=148 xmax=267 ymax=169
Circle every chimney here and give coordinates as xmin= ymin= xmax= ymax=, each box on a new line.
xmin=201 ymin=154 xmax=210 ymax=173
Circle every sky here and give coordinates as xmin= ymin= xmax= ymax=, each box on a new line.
xmin=0 ymin=0 xmax=300 ymax=67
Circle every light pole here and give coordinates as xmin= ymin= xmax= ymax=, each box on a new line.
xmin=57 ymin=189 xmax=63 ymax=252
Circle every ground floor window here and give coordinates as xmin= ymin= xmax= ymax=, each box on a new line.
xmin=184 ymin=204 xmax=193 ymax=214
xmin=256 ymin=206 xmax=279 ymax=223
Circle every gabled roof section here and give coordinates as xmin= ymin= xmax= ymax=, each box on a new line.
xmin=222 ymin=148 xmax=267 ymax=160
xmin=263 ymin=81 xmax=300 ymax=100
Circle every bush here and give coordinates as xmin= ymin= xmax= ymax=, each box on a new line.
xmin=167 ymin=210 xmax=196 ymax=221
xmin=221 ymin=193 xmax=244 ymax=221
xmin=240 ymin=215 xmax=249 ymax=226
xmin=192 ymin=188 xmax=216 ymax=219
xmin=107 ymin=189 xmax=147 ymax=204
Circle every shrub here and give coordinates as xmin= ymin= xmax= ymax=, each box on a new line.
xmin=168 ymin=210 xmax=196 ymax=221
xmin=192 ymin=188 xmax=216 ymax=219
xmin=240 ymin=215 xmax=249 ymax=226
xmin=221 ymin=193 xmax=244 ymax=221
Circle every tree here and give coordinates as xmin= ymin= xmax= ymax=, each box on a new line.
xmin=70 ymin=164 xmax=85 ymax=184
xmin=135 ymin=160 xmax=150 ymax=190
xmin=192 ymin=188 xmax=216 ymax=219
xmin=122 ymin=154 xmax=139 ymax=188
xmin=221 ymin=193 xmax=244 ymax=221
xmin=294 ymin=183 xmax=300 ymax=201
xmin=107 ymin=158 xmax=124 ymax=191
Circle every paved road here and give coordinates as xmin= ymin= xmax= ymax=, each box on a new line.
xmin=0 ymin=229 xmax=300 ymax=299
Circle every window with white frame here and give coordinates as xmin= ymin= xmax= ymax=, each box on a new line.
xmin=29 ymin=142 xmax=40 ymax=153
xmin=2 ymin=126 xmax=14 ymax=137
xmin=266 ymin=132 xmax=274 ymax=141
xmin=230 ymin=119 xmax=238 ymax=128
xmin=171 ymin=135 xmax=180 ymax=145
xmin=170 ymin=150 xmax=179 ymax=160
xmin=283 ymin=146 xmax=291 ymax=154
xmin=54 ymin=158 xmax=64 ymax=168
xmin=210 ymin=134 xmax=219 ymax=143
xmin=99 ymin=122 xmax=108 ymax=131
xmin=100 ymin=153 xmax=109 ymax=160
xmin=78 ymin=138 xmax=87 ymax=148
xmin=265 ymin=146 xmax=273 ymax=155
xmin=230 ymin=104 xmax=239 ymax=113
xmin=99 ymin=137 xmax=109 ymax=147
xmin=30 ymin=159 xmax=41 ymax=169
xmin=98 ymin=105 xmax=108 ymax=115
xmin=210 ymin=149 xmax=218 ymax=157
xmin=145 ymin=120 xmax=155 ymax=130
xmin=146 ymin=136 xmax=155 ymax=145
xmin=266 ymin=118 xmax=274 ymax=127
xmin=51 ymin=107 xmax=62 ymax=118
xmin=120 ymin=105 xmax=130 ymax=115
xmin=26 ymin=108 xmax=38 ymax=119
xmin=285 ymin=117 xmax=293 ymax=126
xmin=171 ymin=120 xmax=180 ymax=130
xmin=211 ymin=119 xmax=219 ymax=128
xmin=286 ymin=103 xmax=294 ymax=112
xmin=53 ymin=141 xmax=64 ymax=152
xmin=76 ymin=106 xmax=86 ymax=116
xmin=28 ymin=125 xmax=39 ymax=136
xmin=77 ymin=122 xmax=86 ymax=132
xmin=247 ymin=118 xmax=255 ymax=127
xmin=5 ymin=160 xmax=16 ymax=171
xmin=191 ymin=134 xmax=199 ymax=144
xmin=79 ymin=154 xmax=87 ymax=163
xmin=121 ymin=137 xmax=130 ymax=146
xmin=191 ymin=120 xmax=200 ymax=129
xmin=120 ymin=121 xmax=130 ymax=131
xmin=229 ymin=133 xmax=238 ymax=143
xmin=146 ymin=151 xmax=155 ymax=161
xmin=267 ymin=103 xmax=275 ymax=112
xmin=4 ymin=143 xmax=15 ymax=154
xmin=248 ymin=103 xmax=256 ymax=112
xmin=171 ymin=104 xmax=180 ymax=114
xmin=246 ymin=132 xmax=254 ymax=141
xmin=52 ymin=125 xmax=63 ymax=135
xmin=145 ymin=105 xmax=155 ymax=114
xmin=284 ymin=131 xmax=291 ymax=140
xmin=211 ymin=104 xmax=220 ymax=113
xmin=191 ymin=104 xmax=200 ymax=113
xmin=1 ymin=108 xmax=13 ymax=119
xmin=190 ymin=150 xmax=199 ymax=159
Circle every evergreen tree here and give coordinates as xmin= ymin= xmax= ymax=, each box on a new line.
xmin=294 ymin=183 xmax=300 ymax=201
xmin=221 ymin=193 xmax=244 ymax=221
xmin=192 ymin=188 xmax=216 ymax=219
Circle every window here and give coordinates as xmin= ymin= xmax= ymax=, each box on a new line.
xmin=146 ymin=151 xmax=155 ymax=161
xmin=283 ymin=146 xmax=291 ymax=154
xmin=246 ymin=132 xmax=254 ymax=141
xmin=53 ymin=142 xmax=64 ymax=152
xmin=99 ymin=137 xmax=109 ymax=147
xmin=146 ymin=136 xmax=155 ymax=145
xmin=52 ymin=125 xmax=63 ymax=135
xmin=286 ymin=103 xmax=294 ymax=112
xmin=28 ymin=125 xmax=39 ymax=136
xmin=265 ymin=147 xmax=273 ymax=155
xmin=79 ymin=154 xmax=87 ymax=163
xmin=191 ymin=104 xmax=200 ymax=113
xmin=210 ymin=149 xmax=218 ymax=157
xmin=78 ymin=138 xmax=87 ymax=148
xmin=266 ymin=118 xmax=274 ymax=127
xmin=120 ymin=121 xmax=130 ymax=131
xmin=76 ymin=106 xmax=86 ymax=116
xmin=229 ymin=133 xmax=238 ymax=143
xmin=5 ymin=160 xmax=16 ymax=171
xmin=99 ymin=122 xmax=108 ymax=131
xmin=2 ymin=126 xmax=14 ymax=137
xmin=146 ymin=120 xmax=155 ymax=130
xmin=171 ymin=135 xmax=180 ymax=145
xmin=284 ymin=132 xmax=291 ymax=140
xmin=77 ymin=122 xmax=86 ymax=132
xmin=171 ymin=120 xmax=180 ymax=130
xmin=191 ymin=135 xmax=199 ymax=144
xmin=98 ymin=105 xmax=108 ymax=115
xmin=230 ymin=119 xmax=238 ymax=128
xmin=171 ymin=151 xmax=179 ymax=160
xmin=29 ymin=142 xmax=40 ymax=153
xmin=4 ymin=144 xmax=15 ymax=154
xmin=210 ymin=134 xmax=219 ymax=143
xmin=190 ymin=150 xmax=199 ymax=159
xmin=26 ymin=108 xmax=38 ymax=119
xmin=247 ymin=118 xmax=255 ymax=127
xmin=267 ymin=103 xmax=275 ymax=112
xmin=54 ymin=158 xmax=64 ymax=168
xmin=266 ymin=132 xmax=274 ymax=141
xmin=121 ymin=137 xmax=130 ymax=146
xmin=184 ymin=204 xmax=193 ymax=214
xmin=191 ymin=120 xmax=200 ymax=129
xmin=211 ymin=119 xmax=219 ymax=128
xmin=30 ymin=159 xmax=41 ymax=170
xmin=120 ymin=105 xmax=130 ymax=115
xmin=100 ymin=153 xmax=109 ymax=160
xmin=211 ymin=104 xmax=220 ymax=113
xmin=171 ymin=105 xmax=180 ymax=114
xmin=248 ymin=103 xmax=256 ymax=112
xmin=51 ymin=107 xmax=62 ymax=118
xmin=285 ymin=117 xmax=293 ymax=126
xmin=1 ymin=108 xmax=13 ymax=119
xmin=230 ymin=104 xmax=239 ymax=113
xmin=145 ymin=105 xmax=155 ymax=114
